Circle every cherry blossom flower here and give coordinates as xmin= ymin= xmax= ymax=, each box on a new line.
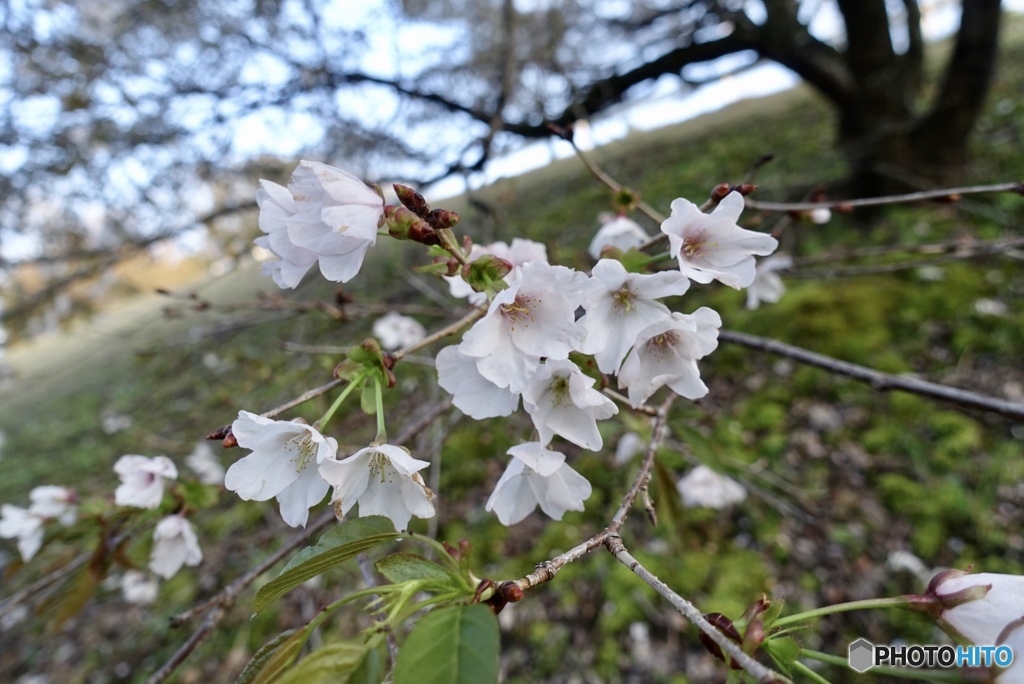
xmin=257 ymin=161 xmax=385 ymax=288
xmin=318 ymin=443 xmax=435 ymax=531
xmin=435 ymin=344 xmax=520 ymax=419
xmin=113 ymin=455 xmax=179 ymax=509
xmin=445 ymin=237 xmax=549 ymax=304
xmin=579 ymin=259 xmax=690 ymax=374
xmin=485 ymin=443 xmax=592 ymax=525
xmin=149 ymin=515 xmax=202 ymax=580
xmin=745 ymin=254 xmax=792 ymax=310
xmin=522 ymin=359 xmax=617 ymax=450
xmin=372 ymin=311 xmax=427 ymax=351
xmin=224 ymin=412 xmax=336 ymax=528
xmin=660 ymin=192 xmax=778 ymax=289
xmin=0 ymin=486 xmax=78 ymax=562
xmin=588 ymin=215 xmax=650 ymax=259
xmin=614 ymin=432 xmax=645 ymax=465
xmin=460 ymin=262 xmax=588 ymax=393
xmin=809 ymin=207 xmax=832 ymax=224
xmin=28 ymin=485 xmax=76 ymax=522
xmin=0 ymin=505 xmax=45 ymax=561
xmin=121 ymin=570 xmax=158 ymax=605
xmin=185 ymin=442 xmax=225 ymax=485
xmin=677 ymin=465 xmax=747 ymax=509
xmin=617 ymin=308 xmax=722 ymax=407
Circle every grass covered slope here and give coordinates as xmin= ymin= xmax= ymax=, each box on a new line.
xmin=1 ymin=37 xmax=1024 ymax=684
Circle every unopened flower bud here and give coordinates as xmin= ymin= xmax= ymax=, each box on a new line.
xmin=698 ymin=613 xmax=743 ymax=669
xmin=735 ymin=183 xmax=758 ymax=196
xmin=393 ymin=184 xmax=431 ymax=218
xmin=710 ymin=183 xmax=732 ymax=203
xmin=384 ymin=205 xmax=432 ymax=241
xmin=427 ymin=208 xmax=460 ymax=230
xmin=742 ymin=618 xmax=765 ymax=654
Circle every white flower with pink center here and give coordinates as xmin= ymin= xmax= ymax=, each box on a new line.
xmin=660 ymin=192 xmax=778 ymax=289
xmin=224 ymin=411 xmax=336 ymax=528
xmin=459 ymin=262 xmax=588 ymax=393
xmin=318 ymin=443 xmax=435 ymax=531
xmin=113 ymin=455 xmax=179 ymax=510
xmin=257 ymin=161 xmax=384 ymax=288
xmin=521 ymin=359 xmax=617 ymax=450
xmin=579 ymin=259 xmax=690 ymax=374
xmin=486 ymin=443 xmax=592 ymax=525
xmin=617 ymin=308 xmax=722 ymax=407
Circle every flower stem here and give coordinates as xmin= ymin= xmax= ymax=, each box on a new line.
xmin=318 ymin=372 xmax=367 ymax=430
xmin=773 ymin=596 xmax=914 ymax=628
xmin=790 ymin=659 xmax=832 ymax=684
xmin=373 ymin=375 xmax=386 ymax=443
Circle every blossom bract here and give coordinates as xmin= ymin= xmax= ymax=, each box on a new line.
xmin=522 ymin=359 xmax=617 ymax=450
xmin=373 ymin=311 xmax=427 ymax=351
xmin=435 ymin=344 xmax=520 ymax=419
xmin=149 ymin=515 xmax=202 ymax=580
xmin=445 ymin=238 xmax=548 ymax=304
xmin=485 ymin=443 xmax=592 ymax=525
xmin=580 ymin=259 xmax=690 ymax=374
xmin=257 ymin=161 xmax=385 ymax=288
xmin=588 ymin=215 xmax=649 ymax=259
xmin=460 ymin=263 xmax=588 ymax=393
xmin=114 ymin=455 xmax=179 ymax=509
xmin=660 ymin=192 xmax=778 ymax=289
xmin=224 ymin=411 xmax=336 ymax=527
xmin=745 ymin=254 xmax=792 ymax=310
xmin=318 ymin=443 xmax=435 ymax=531
xmin=617 ymin=307 xmax=722 ymax=407
xmin=677 ymin=465 xmax=747 ymax=509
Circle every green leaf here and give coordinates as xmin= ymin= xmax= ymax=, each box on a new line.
xmin=253 ymin=516 xmax=398 ymax=615
xmin=651 ymin=456 xmax=686 ymax=542
xmin=374 ymin=552 xmax=463 ymax=591
xmin=618 ymin=248 xmax=650 ymax=273
xmin=763 ymin=636 xmax=802 ymax=676
xmin=235 ymin=628 xmax=307 ymax=684
xmin=393 ymin=604 xmax=499 ymax=684
xmin=275 ymin=642 xmax=379 ymax=684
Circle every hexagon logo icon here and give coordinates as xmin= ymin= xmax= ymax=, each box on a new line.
xmin=848 ymin=638 xmax=875 ymax=673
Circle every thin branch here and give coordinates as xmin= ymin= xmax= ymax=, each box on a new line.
xmin=744 ymin=181 xmax=1023 ymax=213
xmin=789 ymin=235 xmax=1024 ymax=268
xmin=719 ymin=329 xmax=1024 ymax=421
xmin=604 ymin=537 xmax=788 ymax=684
xmin=563 ymin=136 xmax=666 ymax=225
xmin=390 ymin=307 xmax=485 ymax=362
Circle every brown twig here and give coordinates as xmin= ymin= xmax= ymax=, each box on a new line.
xmin=719 ymin=329 xmax=1024 ymax=421
xmin=564 ymin=137 xmax=666 ymax=225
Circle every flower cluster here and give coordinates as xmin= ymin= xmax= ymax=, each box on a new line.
xmin=0 ymin=486 xmax=76 ymax=561
xmin=221 ymin=162 xmax=780 ymax=531
xmin=224 ymin=411 xmax=435 ymax=531
xmin=433 ymin=190 xmax=776 ymax=525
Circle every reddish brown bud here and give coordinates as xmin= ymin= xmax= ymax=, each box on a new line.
xmin=443 ymin=541 xmax=461 ymax=559
xmin=427 ymin=208 xmax=460 ymax=230
xmin=499 ymin=581 xmax=524 ymax=603
xmin=735 ymin=183 xmax=758 ymax=196
xmin=710 ymin=183 xmax=732 ymax=203
xmin=384 ymin=205 xmax=432 ymax=240
xmin=393 ymin=184 xmax=431 ymax=218
xmin=698 ymin=613 xmax=743 ymax=669
xmin=206 ymin=425 xmax=232 ymax=441
xmin=835 ymin=202 xmax=855 ymax=213
xmin=221 ymin=431 xmax=238 ymax=449
xmin=936 ymin=193 xmax=962 ymax=203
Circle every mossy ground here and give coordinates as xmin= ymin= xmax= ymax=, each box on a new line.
xmin=2 ymin=34 xmax=1024 ymax=684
